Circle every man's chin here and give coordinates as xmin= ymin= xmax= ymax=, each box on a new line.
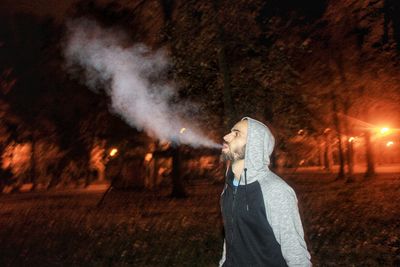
xmin=221 ymin=151 xmax=233 ymax=162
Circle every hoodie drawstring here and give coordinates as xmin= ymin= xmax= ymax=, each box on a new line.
xmin=244 ymin=168 xmax=248 ymax=211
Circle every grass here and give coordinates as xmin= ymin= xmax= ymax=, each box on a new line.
xmin=0 ymin=172 xmax=399 ymax=266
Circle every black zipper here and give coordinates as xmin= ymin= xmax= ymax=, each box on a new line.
xmin=230 ymin=175 xmax=241 ymax=245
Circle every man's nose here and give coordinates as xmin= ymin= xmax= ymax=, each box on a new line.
xmin=223 ymin=133 xmax=232 ymax=142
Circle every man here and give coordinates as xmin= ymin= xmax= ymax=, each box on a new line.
xmin=219 ymin=117 xmax=311 ymax=267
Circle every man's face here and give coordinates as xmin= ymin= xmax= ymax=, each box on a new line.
xmin=222 ymin=120 xmax=248 ymax=162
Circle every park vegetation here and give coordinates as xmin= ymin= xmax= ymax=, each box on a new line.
xmin=1 ymin=0 xmax=399 ymax=193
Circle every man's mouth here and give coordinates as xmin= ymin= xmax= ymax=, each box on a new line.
xmin=222 ymin=143 xmax=229 ymax=150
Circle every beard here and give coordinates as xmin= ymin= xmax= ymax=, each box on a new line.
xmin=222 ymin=144 xmax=246 ymax=162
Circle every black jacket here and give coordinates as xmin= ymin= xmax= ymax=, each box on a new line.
xmin=221 ymin=167 xmax=288 ymax=267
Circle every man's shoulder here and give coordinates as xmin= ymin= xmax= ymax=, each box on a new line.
xmin=258 ymin=171 xmax=296 ymax=199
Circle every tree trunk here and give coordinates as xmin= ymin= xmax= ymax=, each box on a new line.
xmin=323 ymin=131 xmax=333 ymax=172
xmin=383 ymin=0 xmax=390 ymax=44
xmin=217 ymin=36 xmax=237 ymax=129
xmin=343 ymin=102 xmax=354 ymax=182
xmin=334 ymin=50 xmax=354 ymax=182
xmin=383 ymin=0 xmax=400 ymax=50
xmin=153 ymin=0 xmax=189 ymax=195
xmin=151 ymin=141 xmax=160 ymax=189
xmin=330 ymin=91 xmax=345 ymax=179
xmin=213 ymin=0 xmax=237 ymax=130
xmin=346 ymin=139 xmax=355 ymax=182
xmin=30 ymin=133 xmax=37 ymax=190
xmin=159 ymin=0 xmax=175 ymax=47
xmin=318 ymin=143 xmax=323 ymax=168
xmin=364 ymin=130 xmax=375 ymax=178
xmin=334 ymin=126 xmax=345 ymax=179
xmin=151 ymin=155 xmax=159 ymax=189
xmin=170 ymin=144 xmax=186 ymax=198
xmin=47 ymin=157 xmax=66 ymax=189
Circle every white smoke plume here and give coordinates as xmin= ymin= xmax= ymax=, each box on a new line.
xmin=64 ymin=18 xmax=221 ymax=149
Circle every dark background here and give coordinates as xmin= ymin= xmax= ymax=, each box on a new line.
xmin=0 ymin=0 xmax=399 ymax=266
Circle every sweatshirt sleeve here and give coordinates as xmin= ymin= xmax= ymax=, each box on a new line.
xmin=263 ymin=184 xmax=312 ymax=267
xmin=218 ymin=239 xmax=226 ymax=267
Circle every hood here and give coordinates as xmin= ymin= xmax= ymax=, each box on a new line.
xmin=241 ymin=117 xmax=275 ymax=184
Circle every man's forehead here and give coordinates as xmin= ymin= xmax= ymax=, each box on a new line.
xmin=232 ymin=120 xmax=248 ymax=132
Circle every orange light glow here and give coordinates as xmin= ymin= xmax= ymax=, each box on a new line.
xmin=109 ymin=148 xmax=118 ymax=157
xmin=348 ymin=137 xmax=355 ymax=143
xmin=145 ymin=153 xmax=153 ymax=162
xmin=380 ymin=127 xmax=390 ymax=135
xmin=386 ymin=141 xmax=394 ymax=147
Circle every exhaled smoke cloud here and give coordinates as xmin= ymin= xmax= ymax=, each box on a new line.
xmin=64 ymin=18 xmax=220 ymax=148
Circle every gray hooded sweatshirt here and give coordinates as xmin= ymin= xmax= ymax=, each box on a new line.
xmin=219 ymin=117 xmax=311 ymax=267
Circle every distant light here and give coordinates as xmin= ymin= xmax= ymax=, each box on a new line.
xmin=145 ymin=153 xmax=153 ymax=162
xmin=180 ymin=128 xmax=186 ymax=134
xmin=109 ymin=148 xmax=118 ymax=157
xmin=348 ymin=137 xmax=355 ymax=143
xmin=380 ymin=127 xmax=390 ymax=135
xmin=386 ymin=141 xmax=394 ymax=147
xmin=298 ymin=129 xmax=305 ymax=135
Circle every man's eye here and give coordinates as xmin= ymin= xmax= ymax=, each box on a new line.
xmin=234 ymin=132 xmax=239 ymax=137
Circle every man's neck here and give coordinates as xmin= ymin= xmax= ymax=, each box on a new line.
xmin=231 ymin=160 xmax=244 ymax=181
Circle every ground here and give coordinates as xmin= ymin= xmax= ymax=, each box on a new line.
xmin=0 ymin=169 xmax=399 ymax=266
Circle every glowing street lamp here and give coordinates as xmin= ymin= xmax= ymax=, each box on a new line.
xmin=109 ymin=148 xmax=118 ymax=157
xmin=144 ymin=152 xmax=153 ymax=162
xmin=380 ymin=127 xmax=391 ymax=135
